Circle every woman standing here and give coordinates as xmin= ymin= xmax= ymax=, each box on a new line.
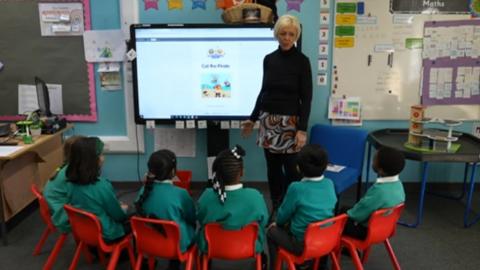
xmin=241 ymin=14 xmax=313 ymax=219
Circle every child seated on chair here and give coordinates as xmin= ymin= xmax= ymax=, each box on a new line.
xmin=267 ymin=144 xmax=337 ymax=270
xmin=43 ymin=135 xmax=84 ymax=233
xmin=197 ymin=145 xmax=269 ymax=259
xmin=344 ymin=146 xmax=406 ymax=240
xmin=68 ymin=137 xmax=130 ymax=242
xmin=135 ymin=149 xmax=196 ymax=270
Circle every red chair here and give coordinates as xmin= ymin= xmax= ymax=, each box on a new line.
xmin=202 ymin=223 xmax=262 ymax=270
xmin=31 ymin=184 xmax=69 ymax=270
xmin=130 ymin=216 xmax=198 ymax=270
xmin=64 ymin=204 xmax=135 ymax=270
xmin=174 ymin=170 xmax=192 ymax=194
xmin=274 ymin=214 xmax=348 ymax=270
xmin=340 ymin=204 xmax=405 ymax=270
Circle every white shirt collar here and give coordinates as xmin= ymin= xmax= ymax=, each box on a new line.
xmin=376 ymin=175 xmax=400 ymax=183
xmin=154 ymin=179 xmax=173 ymax=184
xmin=224 ymin=183 xmax=243 ymax=191
xmin=302 ymin=175 xmax=325 ymax=182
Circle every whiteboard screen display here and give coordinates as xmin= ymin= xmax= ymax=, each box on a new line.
xmin=130 ymin=24 xmax=278 ymax=123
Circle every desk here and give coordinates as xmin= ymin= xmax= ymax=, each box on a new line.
xmin=366 ymin=129 xmax=480 ymax=228
xmin=0 ymin=128 xmax=69 ymax=244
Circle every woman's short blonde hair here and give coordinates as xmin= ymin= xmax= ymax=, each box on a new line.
xmin=273 ymin=14 xmax=301 ymax=41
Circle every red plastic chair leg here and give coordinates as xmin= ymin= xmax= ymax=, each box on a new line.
xmin=345 ymin=242 xmax=364 ymax=270
xmin=148 ymin=257 xmax=155 ymax=270
xmin=195 ymin=251 xmax=201 ymax=270
xmin=69 ymin=241 xmax=85 ymax=270
xmin=106 ymin=247 xmax=121 ymax=270
xmin=127 ymin=244 xmax=136 ymax=269
xmin=330 ymin=252 xmax=341 ymax=270
xmin=202 ymin=256 xmax=210 ymax=270
xmin=313 ymin=258 xmax=320 ymax=270
xmin=185 ymin=252 xmax=194 ymax=270
xmin=274 ymin=255 xmax=282 ymax=270
xmin=134 ymin=254 xmax=143 ymax=270
xmin=286 ymin=258 xmax=296 ymax=270
xmin=43 ymin=233 xmax=68 ymax=270
xmin=384 ymin=239 xmax=401 ymax=270
xmin=33 ymin=227 xmax=53 ymax=255
xmin=361 ymin=247 xmax=371 ymax=264
xmin=255 ymin=253 xmax=262 ymax=270
xmin=98 ymin=250 xmax=107 ymax=266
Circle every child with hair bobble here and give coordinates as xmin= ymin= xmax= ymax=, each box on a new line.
xmin=43 ymin=135 xmax=85 ymax=233
xmin=197 ymin=144 xmax=269 ymax=263
xmin=267 ymin=144 xmax=337 ymax=270
xmin=135 ymin=149 xmax=196 ymax=270
xmin=68 ymin=137 xmax=129 ymax=243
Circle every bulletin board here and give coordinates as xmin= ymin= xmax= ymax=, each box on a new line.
xmin=0 ymin=0 xmax=97 ymax=122
xmin=421 ymin=19 xmax=480 ymax=105
xmin=331 ymin=0 xmax=480 ymax=120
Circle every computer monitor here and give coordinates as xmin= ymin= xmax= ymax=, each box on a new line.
xmin=35 ymin=76 xmax=52 ymax=117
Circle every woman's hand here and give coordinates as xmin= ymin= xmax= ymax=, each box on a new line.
xmin=241 ymin=120 xmax=254 ymax=138
xmin=294 ymin=130 xmax=307 ymax=151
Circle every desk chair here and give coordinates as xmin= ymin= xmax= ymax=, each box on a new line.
xmin=130 ymin=216 xmax=197 ymax=270
xmin=64 ymin=204 xmax=135 ymax=270
xmin=202 ymin=223 xmax=262 ymax=270
xmin=340 ymin=204 xmax=405 ymax=270
xmin=274 ymin=214 xmax=348 ymax=270
xmin=310 ymin=124 xmax=368 ymax=200
xmin=31 ymin=184 xmax=69 ymax=270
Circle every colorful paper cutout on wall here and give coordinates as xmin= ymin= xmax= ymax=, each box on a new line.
xmin=144 ymin=0 xmax=159 ymax=10
xmin=285 ymin=0 xmax=304 ymax=12
xmin=192 ymin=0 xmax=207 ymax=9
xmin=168 ymin=0 xmax=184 ymax=9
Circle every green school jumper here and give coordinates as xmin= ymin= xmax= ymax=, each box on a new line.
xmin=347 ymin=176 xmax=405 ymax=224
xmin=136 ymin=180 xmax=196 ymax=252
xmin=43 ymin=166 xmax=74 ymax=233
xmin=70 ymin=178 xmax=127 ymax=241
xmin=197 ymin=184 xmax=269 ymax=253
xmin=276 ymin=176 xmax=337 ymax=241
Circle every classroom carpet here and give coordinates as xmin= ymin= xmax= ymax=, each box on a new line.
xmin=1 ymin=183 xmax=480 ymax=270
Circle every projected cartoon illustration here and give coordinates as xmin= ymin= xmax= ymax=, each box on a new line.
xmin=201 ymin=74 xmax=232 ymax=98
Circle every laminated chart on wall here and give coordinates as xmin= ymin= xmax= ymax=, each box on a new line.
xmin=328 ymin=96 xmax=361 ymax=120
xmin=38 ymin=2 xmax=84 ymax=36
xmin=330 ymin=0 xmax=479 ymax=120
xmin=421 ymin=20 xmax=480 ymax=106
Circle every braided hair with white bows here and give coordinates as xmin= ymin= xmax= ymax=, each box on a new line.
xmin=211 ymin=144 xmax=246 ymax=204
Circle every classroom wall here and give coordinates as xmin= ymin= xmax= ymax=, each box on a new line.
xmin=72 ymin=0 xmax=477 ymax=184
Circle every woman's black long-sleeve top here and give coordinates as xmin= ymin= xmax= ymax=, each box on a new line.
xmin=249 ymin=46 xmax=312 ymax=131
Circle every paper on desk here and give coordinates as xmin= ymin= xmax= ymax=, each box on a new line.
xmin=0 ymin=146 xmax=24 ymax=157
xmin=326 ymin=164 xmax=345 ymax=172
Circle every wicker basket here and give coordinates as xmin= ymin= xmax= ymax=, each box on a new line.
xmin=222 ymin=0 xmax=273 ymax=24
